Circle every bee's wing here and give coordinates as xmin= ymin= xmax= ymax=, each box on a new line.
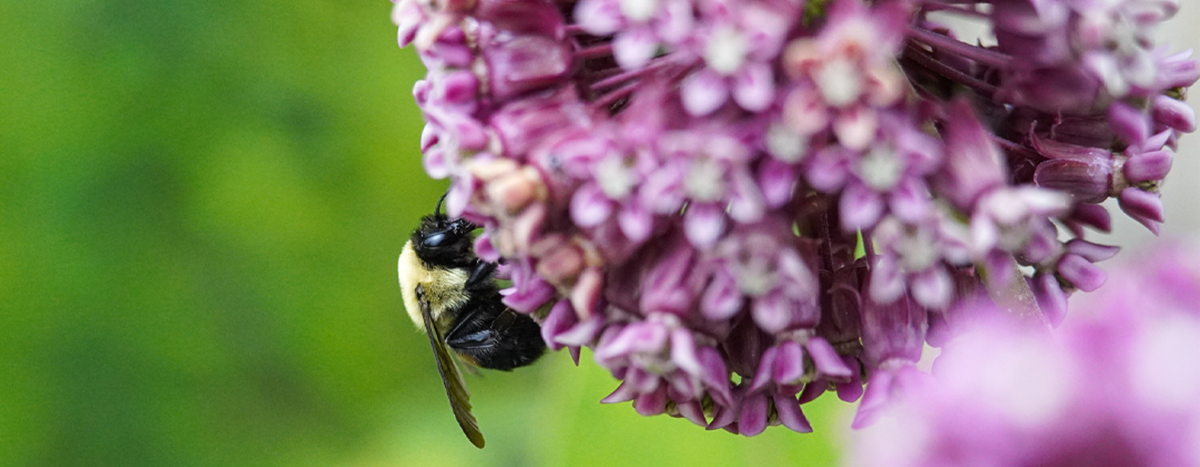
xmin=417 ymin=285 xmax=486 ymax=449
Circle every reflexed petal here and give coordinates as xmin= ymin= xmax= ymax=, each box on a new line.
xmin=738 ymin=391 xmax=769 ymax=436
xmin=773 ymin=393 xmax=813 ymax=433
xmin=707 ymin=397 xmax=740 ymax=431
xmin=1069 ymin=203 xmax=1113 ymax=233
xmin=1065 ymin=239 xmax=1119 ymax=262
xmin=836 ymin=356 xmax=864 ymax=402
xmin=807 ymin=337 xmax=853 ymax=379
xmin=773 ymin=340 xmax=805 ymax=385
xmin=671 ymin=328 xmax=704 ymax=376
xmin=1118 ymin=187 xmax=1165 ymax=234
xmin=1032 ymin=273 xmax=1069 ymax=327
xmin=698 ymin=346 xmax=734 ymax=407
xmin=601 ymin=381 xmax=638 ymax=404
xmin=748 ymin=346 xmax=779 ymax=393
xmin=1123 ymin=149 xmax=1173 ymax=183
xmin=634 ymin=386 xmax=669 ymax=416
xmin=851 ymin=370 xmax=894 ymax=429
xmin=798 ymin=378 xmax=826 ymax=404
xmin=554 ymin=315 xmax=604 ymax=347
xmin=541 ymin=300 xmax=579 ymax=350
xmin=1057 ymin=254 xmax=1106 ymax=292
xmin=676 ymin=400 xmax=709 ymax=427
xmin=1108 ymin=101 xmax=1151 ymax=146
xmin=501 ymin=274 xmax=556 ymax=312
xmin=1152 ymin=94 xmax=1196 ymax=132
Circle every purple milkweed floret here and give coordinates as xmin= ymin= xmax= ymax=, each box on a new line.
xmin=391 ymin=0 xmax=1197 ymax=435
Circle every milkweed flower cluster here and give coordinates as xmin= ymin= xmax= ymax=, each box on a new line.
xmin=847 ymin=244 xmax=1200 ymax=467
xmin=392 ymin=0 xmax=1197 ymax=434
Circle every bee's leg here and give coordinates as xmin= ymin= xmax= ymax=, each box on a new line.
xmin=464 ymin=261 xmax=498 ymax=290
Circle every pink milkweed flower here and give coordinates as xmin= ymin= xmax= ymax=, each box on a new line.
xmin=847 ymin=243 xmax=1200 ymax=467
xmin=391 ymin=0 xmax=1198 ymax=436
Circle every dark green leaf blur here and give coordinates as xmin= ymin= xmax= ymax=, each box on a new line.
xmin=0 ymin=2 xmax=842 ymax=466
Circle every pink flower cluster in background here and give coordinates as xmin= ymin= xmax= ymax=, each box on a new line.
xmin=848 ymin=244 xmax=1200 ymax=467
xmin=393 ymin=0 xmax=1197 ymax=434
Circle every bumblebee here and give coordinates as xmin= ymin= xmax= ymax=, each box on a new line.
xmin=397 ymin=196 xmax=546 ymax=448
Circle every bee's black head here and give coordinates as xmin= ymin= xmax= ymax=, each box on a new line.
xmin=412 ymin=196 xmax=478 ymax=268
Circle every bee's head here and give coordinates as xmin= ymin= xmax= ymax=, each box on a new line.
xmin=412 ymin=195 xmax=478 ymax=268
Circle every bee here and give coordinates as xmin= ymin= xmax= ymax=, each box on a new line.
xmin=397 ymin=196 xmax=546 ymax=448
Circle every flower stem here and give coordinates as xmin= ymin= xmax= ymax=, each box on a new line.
xmin=565 ymin=24 xmax=591 ymax=36
xmin=576 ymin=43 xmax=614 ymax=60
xmin=906 ymin=26 xmax=1011 ymax=69
xmin=902 ymin=44 xmax=999 ymax=97
xmin=589 ymin=56 xmax=676 ymax=91
xmin=915 ymin=1 xmax=989 ymax=19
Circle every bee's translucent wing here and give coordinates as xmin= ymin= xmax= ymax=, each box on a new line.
xmin=416 ymin=285 xmax=486 ymax=449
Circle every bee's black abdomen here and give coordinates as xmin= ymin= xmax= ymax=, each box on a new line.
xmin=470 ymin=309 xmax=545 ymax=371
xmin=444 ymin=294 xmax=546 ymax=371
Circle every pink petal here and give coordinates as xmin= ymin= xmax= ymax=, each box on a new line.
xmin=613 ymin=28 xmax=659 ymax=70
xmin=574 ymin=0 xmax=623 ymax=35
xmin=684 ymin=203 xmax=726 ymax=248
xmin=912 ymin=267 xmax=953 ymax=310
xmin=840 ymin=183 xmax=884 ymax=231
xmin=681 ymin=69 xmax=730 ymax=116
xmin=702 ymin=271 xmax=743 ymax=320
xmin=617 ymin=201 xmax=654 ymax=243
xmin=751 ymin=293 xmax=791 ymax=334
xmin=571 ymin=183 xmax=614 ymax=227
xmin=670 ymin=328 xmax=704 ymax=376
xmin=732 ymin=62 xmax=775 ymax=112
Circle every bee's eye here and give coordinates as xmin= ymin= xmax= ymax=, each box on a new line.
xmin=422 ymin=232 xmax=446 ymax=248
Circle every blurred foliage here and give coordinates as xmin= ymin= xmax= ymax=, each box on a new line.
xmin=0 ymin=1 xmax=843 ymax=466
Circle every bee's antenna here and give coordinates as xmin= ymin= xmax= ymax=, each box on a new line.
xmin=435 ymin=192 xmax=449 ymax=217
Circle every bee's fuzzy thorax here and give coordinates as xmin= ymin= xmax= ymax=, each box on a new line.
xmin=398 ymin=240 xmax=470 ymax=331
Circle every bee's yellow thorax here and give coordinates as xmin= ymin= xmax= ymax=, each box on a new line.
xmin=398 ymin=241 xmax=471 ymax=332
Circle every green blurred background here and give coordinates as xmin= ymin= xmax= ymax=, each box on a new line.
xmin=0 ymin=1 xmax=844 ymax=466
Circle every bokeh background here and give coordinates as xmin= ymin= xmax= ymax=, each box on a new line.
xmin=1 ymin=2 xmax=1196 ymax=467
